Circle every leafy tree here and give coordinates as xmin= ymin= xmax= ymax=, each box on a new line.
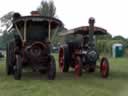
xmin=112 ymin=35 xmax=126 ymax=41
xmin=0 ymin=30 xmax=15 ymax=49
xmin=37 ymin=0 xmax=65 ymax=46
xmin=37 ymin=0 xmax=56 ymax=17
xmin=0 ymin=11 xmax=14 ymax=30
xmin=96 ymin=33 xmax=112 ymax=40
xmin=0 ymin=11 xmax=15 ymax=49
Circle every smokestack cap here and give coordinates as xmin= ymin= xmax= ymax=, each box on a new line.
xmin=31 ymin=11 xmax=40 ymax=16
xmin=89 ymin=17 xmax=95 ymax=24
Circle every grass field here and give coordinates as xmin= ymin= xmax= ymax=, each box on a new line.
xmin=0 ymin=54 xmax=128 ymax=96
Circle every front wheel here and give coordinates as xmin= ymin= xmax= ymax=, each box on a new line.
xmin=13 ymin=55 xmax=22 ymax=80
xmin=74 ymin=56 xmax=82 ymax=78
xmin=100 ymin=57 xmax=109 ymax=78
xmin=48 ymin=56 xmax=56 ymax=80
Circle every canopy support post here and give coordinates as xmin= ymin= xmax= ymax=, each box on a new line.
xmin=48 ymin=21 xmax=51 ymax=41
xmin=24 ymin=21 xmax=27 ymax=42
xmin=15 ymin=24 xmax=23 ymax=40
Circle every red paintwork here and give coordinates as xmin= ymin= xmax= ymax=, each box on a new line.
xmin=100 ymin=57 xmax=109 ymax=78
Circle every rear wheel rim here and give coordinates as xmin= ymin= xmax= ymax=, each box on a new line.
xmin=6 ymin=45 xmax=9 ymax=74
xmin=6 ymin=43 xmax=14 ymax=75
xmin=101 ymin=58 xmax=109 ymax=78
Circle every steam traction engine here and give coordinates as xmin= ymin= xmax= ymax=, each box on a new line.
xmin=59 ymin=17 xmax=109 ymax=78
xmin=6 ymin=12 xmax=63 ymax=80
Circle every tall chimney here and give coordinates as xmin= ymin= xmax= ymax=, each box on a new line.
xmin=31 ymin=11 xmax=40 ymax=16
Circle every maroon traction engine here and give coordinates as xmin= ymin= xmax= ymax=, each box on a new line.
xmin=6 ymin=12 xmax=63 ymax=80
xmin=59 ymin=17 xmax=109 ymax=78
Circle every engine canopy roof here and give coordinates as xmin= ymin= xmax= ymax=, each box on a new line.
xmin=59 ymin=26 xmax=108 ymax=36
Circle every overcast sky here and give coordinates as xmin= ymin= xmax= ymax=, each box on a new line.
xmin=0 ymin=0 xmax=128 ymax=38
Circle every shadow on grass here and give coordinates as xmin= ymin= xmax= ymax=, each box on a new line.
xmin=5 ymin=69 xmax=128 ymax=81
xmin=0 ymin=66 xmax=127 ymax=81
xmin=0 ymin=70 xmax=114 ymax=81
xmin=0 ymin=58 xmax=128 ymax=81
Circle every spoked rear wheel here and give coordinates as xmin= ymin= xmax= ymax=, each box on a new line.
xmin=100 ymin=57 xmax=109 ymax=78
xmin=6 ymin=42 xmax=15 ymax=75
xmin=6 ymin=43 xmax=12 ymax=75
xmin=59 ymin=47 xmax=69 ymax=72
